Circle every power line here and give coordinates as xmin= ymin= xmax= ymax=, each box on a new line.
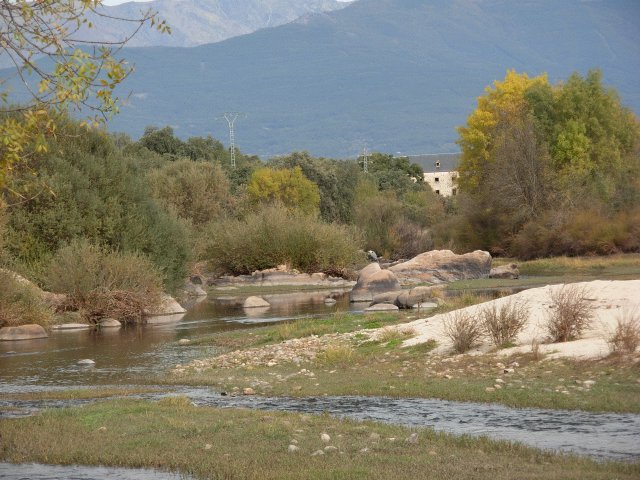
xmin=218 ymin=112 xmax=245 ymax=168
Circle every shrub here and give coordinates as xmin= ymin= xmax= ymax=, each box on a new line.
xmin=201 ymin=205 xmax=363 ymax=275
xmin=316 ymin=343 xmax=357 ymax=366
xmin=4 ymin=122 xmax=190 ymax=290
xmin=545 ymin=284 xmax=594 ymax=342
xmin=608 ymin=309 xmax=640 ymax=354
xmin=45 ymin=239 xmax=163 ymax=324
xmin=0 ymin=270 xmax=52 ymax=327
xmin=443 ymin=310 xmax=483 ymax=354
xmin=480 ymin=299 xmax=529 ymax=347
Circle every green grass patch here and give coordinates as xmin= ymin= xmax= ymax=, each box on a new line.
xmin=1 ymin=399 xmax=637 ymax=479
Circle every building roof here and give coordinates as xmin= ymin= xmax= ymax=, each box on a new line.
xmin=406 ymin=153 xmax=460 ymax=173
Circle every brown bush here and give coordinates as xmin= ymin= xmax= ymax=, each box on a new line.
xmin=443 ymin=310 xmax=483 ymax=354
xmin=46 ymin=239 xmax=163 ymax=324
xmin=0 ymin=270 xmax=52 ymax=328
xmin=480 ymin=299 xmax=529 ymax=347
xmin=545 ymin=284 xmax=594 ymax=342
xmin=608 ymin=310 xmax=640 ymax=354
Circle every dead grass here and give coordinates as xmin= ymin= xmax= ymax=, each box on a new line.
xmin=481 ymin=299 xmax=529 ymax=348
xmin=545 ymin=284 xmax=594 ymax=342
xmin=443 ymin=310 xmax=483 ymax=354
xmin=608 ymin=309 xmax=640 ymax=354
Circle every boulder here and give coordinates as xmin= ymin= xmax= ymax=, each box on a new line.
xmin=0 ymin=324 xmax=48 ymax=341
xmin=145 ymin=313 xmax=186 ymax=324
xmin=181 ymin=279 xmax=207 ymax=297
xmin=370 ymin=291 xmax=403 ymax=306
xmin=51 ymin=323 xmax=91 ymax=331
xmin=389 ymin=250 xmax=492 ymax=285
xmin=490 ymin=263 xmax=520 ymax=279
xmin=243 ymin=296 xmax=270 ymax=308
xmin=395 ymin=286 xmax=435 ymax=309
xmin=350 ymin=263 xmax=402 ymax=302
xmin=144 ymin=294 xmax=187 ymax=316
xmin=364 ymin=303 xmax=399 ymax=312
xmin=98 ymin=318 xmax=121 ymax=328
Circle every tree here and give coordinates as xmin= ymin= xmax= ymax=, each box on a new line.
xmin=247 ymin=166 xmax=320 ymax=215
xmin=0 ymin=0 xmax=169 ymax=188
xmin=457 ymin=70 xmax=549 ymax=192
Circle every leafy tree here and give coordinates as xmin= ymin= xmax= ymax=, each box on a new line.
xmin=247 ymin=166 xmax=320 ymax=215
xmin=457 ymin=70 xmax=549 ymax=192
xmin=0 ymin=0 xmax=168 ymax=188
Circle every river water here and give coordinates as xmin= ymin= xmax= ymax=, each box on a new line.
xmin=1 ymin=288 xmax=639 ymax=479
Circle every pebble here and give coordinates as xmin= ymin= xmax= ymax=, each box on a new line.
xmin=97 ymin=426 xmax=107 ymax=432
xmin=311 ymin=450 xmax=325 ymax=456
xmin=320 ymin=433 xmax=331 ymax=443
xmin=503 ymin=368 xmax=515 ymax=374
xmin=583 ymin=380 xmax=596 ymax=387
xmin=204 ymin=444 xmax=212 ymax=450
xmin=77 ymin=359 xmax=95 ymax=365
xmin=406 ymin=433 xmax=419 ymax=444
xmin=324 ymin=446 xmax=338 ymax=452
xmin=288 ymin=445 xmax=300 ymax=453
xmin=359 ymin=447 xmax=369 ymax=453
xmin=494 ymin=384 xmax=502 ymax=389
xmin=178 ymin=339 xmax=191 ymax=345
xmin=243 ymin=388 xmax=255 ymax=395
xmin=495 ymin=378 xmax=505 ymax=384
xmin=444 ymin=374 xmax=452 ymax=379
xmin=485 ymin=387 xmax=495 ymax=392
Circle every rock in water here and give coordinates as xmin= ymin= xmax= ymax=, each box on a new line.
xmin=243 ymin=296 xmax=270 ymax=308
xmin=144 ymin=294 xmax=187 ymax=316
xmin=77 ymin=359 xmax=95 ymax=365
xmin=364 ymin=303 xmax=399 ymax=312
xmin=52 ymin=323 xmax=91 ymax=330
xmin=389 ymin=250 xmax=491 ymax=285
xmin=99 ymin=318 xmax=121 ymax=329
xmin=350 ymin=263 xmax=402 ymax=302
xmin=0 ymin=325 xmax=48 ymax=341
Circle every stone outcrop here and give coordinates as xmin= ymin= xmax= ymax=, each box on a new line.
xmin=209 ymin=268 xmax=354 ymax=289
xmin=490 ymin=263 xmax=520 ymax=279
xmin=349 ymin=263 xmax=402 ymax=303
xmin=364 ymin=303 xmax=399 ymax=312
xmin=0 ymin=324 xmax=48 ymax=341
xmin=389 ymin=250 xmax=492 ymax=285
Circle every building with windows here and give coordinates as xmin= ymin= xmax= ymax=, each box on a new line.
xmin=406 ymin=153 xmax=460 ymax=197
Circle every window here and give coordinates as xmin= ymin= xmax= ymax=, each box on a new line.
xmin=435 ymin=190 xmax=440 ymax=195
xmin=435 ymin=161 xmax=441 ymax=169
xmin=435 ymin=177 xmax=439 ymax=182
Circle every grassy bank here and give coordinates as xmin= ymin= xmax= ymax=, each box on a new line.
xmin=1 ymin=399 xmax=637 ymax=480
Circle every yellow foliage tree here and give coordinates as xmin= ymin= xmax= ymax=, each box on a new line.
xmin=247 ymin=166 xmax=320 ymax=215
xmin=457 ymin=70 xmax=549 ymax=192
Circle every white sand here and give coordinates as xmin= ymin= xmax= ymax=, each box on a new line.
xmin=403 ymin=280 xmax=640 ymax=360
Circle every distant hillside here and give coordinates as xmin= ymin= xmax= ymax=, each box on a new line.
xmin=84 ymin=0 xmax=350 ymax=47
xmin=5 ymin=0 xmax=638 ymax=158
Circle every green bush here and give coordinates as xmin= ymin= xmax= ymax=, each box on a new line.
xmin=45 ymin=239 xmax=163 ymax=324
xmin=201 ymin=205 xmax=363 ymax=275
xmin=4 ymin=121 xmax=190 ymax=290
xmin=0 ymin=270 xmax=52 ymax=328
xmin=147 ymin=159 xmax=232 ymax=227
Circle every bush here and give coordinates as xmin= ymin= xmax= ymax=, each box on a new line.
xmin=45 ymin=239 xmax=163 ymax=324
xmin=608 ymin=310 xmax=640 ymax=354
xmin=545 ymin=284 xmax=594 ymax=342
xmin=4 ymin=122 xmax=190 ymax=290
xmin=0 ymin=270 xmax=52 ymax=328
xmin=480 ymin=299 xmax=529 ymax=347
xmin=201 ymin=205 xmax=363 ymax=275
xmin=443 ymin=310 xmax=483 ymax=354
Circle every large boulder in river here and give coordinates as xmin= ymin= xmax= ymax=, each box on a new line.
xmin=243 ymin=296 xmax=270 ymax=308
xmin=490 ymin=263 xmax=520 ymax=279
xmin=0 ymin=324 xmax=48 ymax=341
xmin=389 ymin=250 xmax=492 ymax=285
xmin=395 ymin=286 xmax=438 ymax=309
xmin=144 ymin=294 xmax=187 ymax=316
xmin=350 ymin=263 xmax=401 ymax=303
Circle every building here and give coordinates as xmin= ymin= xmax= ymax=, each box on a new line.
xmin=406 ymin=153 xmax=460 ymax=197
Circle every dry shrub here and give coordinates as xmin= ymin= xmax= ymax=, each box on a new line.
xmin=316 ymin=343 xmax=357 ymax=366
xmin=377 ymin=326 xmax=416 ymax=343
xmin=46 ymin=239 xmax=163 ymax=324
xmin=0 ymin=270 xmax=52 ymax=327
xmin=443 ymin=310 xmax=483 ymax=354
xmin=608 ymin=309 xmax=640 ymax=354
xmin=480 ymin=299 xmax=529 ymax=347
xmin=545 ymin=284 xmax=594 ymax=342
xmin=530 ymin=337 xmax=543 ymax=361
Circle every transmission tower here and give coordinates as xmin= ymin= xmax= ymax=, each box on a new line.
xmin=362 ymin=145 xmax=370 ymax=173
xmin=220 ymin=112 xmax=244 ymax=168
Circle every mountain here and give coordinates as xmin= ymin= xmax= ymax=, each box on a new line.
xmin=85 ymin=0 xmax=350 ymax=47
xmin=7 ymin=0 xmax=639 ymax=158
